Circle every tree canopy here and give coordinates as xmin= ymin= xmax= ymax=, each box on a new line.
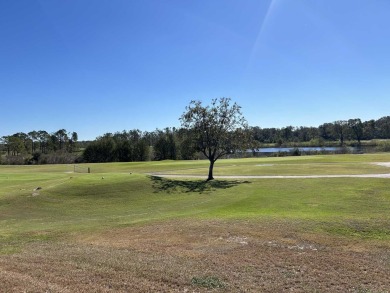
xmin=180 ymin=97 xmax=249 ymax=180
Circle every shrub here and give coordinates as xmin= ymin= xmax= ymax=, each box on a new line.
xmin=291 ymin=148 xmax=301 ymax=156
xmin=376 ymin=141 xmax=390 ymax=152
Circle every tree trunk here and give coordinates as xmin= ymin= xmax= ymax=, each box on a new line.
xmin=207 ymin=160 xmax=214 ymax=181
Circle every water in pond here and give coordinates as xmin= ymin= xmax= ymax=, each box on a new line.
xmin=251 ymin=147 xmax=358 ymax=153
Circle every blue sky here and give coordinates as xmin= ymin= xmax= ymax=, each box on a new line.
xmin=1 ymin=0 xmax=390 ymax=140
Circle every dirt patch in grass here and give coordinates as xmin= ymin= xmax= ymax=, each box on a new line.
xmin=374 ymin=162 xmax=390 ymax=168
xmin=1 ymin=219 xmax=390 ymax=292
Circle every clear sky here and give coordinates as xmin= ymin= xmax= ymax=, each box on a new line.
xmin=1 ymin=0 xmax=390 ymax=140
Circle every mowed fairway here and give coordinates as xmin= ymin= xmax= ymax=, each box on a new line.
xmin=1 ymin=154 xmax=390 ymax=292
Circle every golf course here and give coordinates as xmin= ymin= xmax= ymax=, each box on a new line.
xmin=1 ymin=153 xmax=390 ymax=292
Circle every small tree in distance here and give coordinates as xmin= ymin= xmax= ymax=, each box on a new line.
xmin=180 ymin=97 xmax=249 ymax=181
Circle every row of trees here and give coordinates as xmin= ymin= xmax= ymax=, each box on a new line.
xmin=86 ymin=119 xmax=387 ymax=165
xmin=252 ymin=116 xmax=390 ymax=146
xmin=83 ymin=128 xmax=196 ymax=163
xmin=0 ymin=129 xmax=78 ymax=164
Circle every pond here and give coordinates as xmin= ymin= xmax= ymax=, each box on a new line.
xmin=251 ymin=146 xmax=359 ymax=153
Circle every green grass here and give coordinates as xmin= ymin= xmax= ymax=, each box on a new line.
xmin=94 ymin=153 xmax=390 ymax=176
xmin=163 ymin=162 xmax=389 ymax=176
xmin=1 ymin=153 xmax=390 ymax=253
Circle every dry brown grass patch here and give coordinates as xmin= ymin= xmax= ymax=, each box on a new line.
xmin=1 ymin=219 xmax=390 ymax=292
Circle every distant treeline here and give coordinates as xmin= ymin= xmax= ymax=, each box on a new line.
xmin=1 ymin=116 xmax=390 ymax=164
xmin=83 ymin=128 xmax=195 ymax=163
xmin=0 ymin=129 xmax=79 ymax=164
xmin=83 ymin=116 xmax=390 ymax=163
xmin=252 ymin=116 xmax=390 ymax=146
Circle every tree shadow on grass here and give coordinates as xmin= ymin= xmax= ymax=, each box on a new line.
xmin=150 ymin=176 xmax=251 ymax=194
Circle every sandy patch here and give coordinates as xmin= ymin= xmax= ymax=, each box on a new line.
xmin=373 ymin=162 xmax=390 ymax=167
